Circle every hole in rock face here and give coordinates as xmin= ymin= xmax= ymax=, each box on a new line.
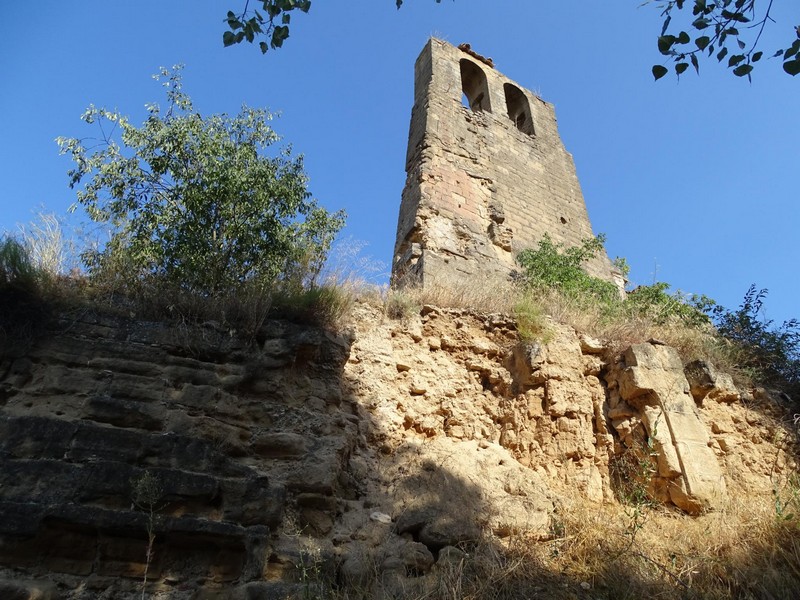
xmin=560 ymin=216 xmax=567 ymax=224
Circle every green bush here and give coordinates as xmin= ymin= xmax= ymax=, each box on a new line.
xmin=0 ymin=236 xmax=50 ymax=356
xmin=58 ymin=65 xmax=345 ymax=296
xmin=516 ymin=234 xmax=620 ymax=307
xmin=625 ymin=282 xmax=710 ymax=328
xmin=516 ymin=235 xmax=714 ymax=334
xmin=708 ymin=285 xmax=800 ymax=397
xmin=516 ymin=235 xmax=799 ymax=398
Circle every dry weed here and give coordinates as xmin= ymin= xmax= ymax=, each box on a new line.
xmin=535 ymin=488 xmax=800 ymax=600
xmin=15 ymin=210 xmax=80 ymax=276
xmin=389 ymin=276 xmax=519 ymax=315
xmin=528 ymin=287 xmax=748 ymax=383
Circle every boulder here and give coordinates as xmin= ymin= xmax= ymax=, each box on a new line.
xmin=608 ymin=343 xmax=727 ymax=513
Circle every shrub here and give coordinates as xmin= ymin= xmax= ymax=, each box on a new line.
xmin=271 ymin=283 xmax=354 ymax=329
xmin=0 ymin=236 xmax=50 ymax=356
xmin=57 ymin=65 xmax=345 ymax=296
xmin=516 ymin=234 xmax=619 ymax=307
xmin=516 ymin=235 xmax=713 ymax=334
xmin=0 ymin=236 xmax=40 ymax=292
xmin=384 ymin=289 xmax=420 ymax=321
xmin=624 ymin=282 xmax=710 ymax=328
xmin=708 ymin=285 xmax=800 ymax=397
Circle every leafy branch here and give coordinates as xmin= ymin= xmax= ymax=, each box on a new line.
xmin=650 ymin=0 xmax=800 ymax=80
xmin=707 ymin=285 xmax=800 ymax=396
xmin=221 ymin=0 xmax=797 ymax=81
xmin=224 ymin=0 xmax=449 ymax=53
xmin=223 ymin=0 xmax=312 ymax=53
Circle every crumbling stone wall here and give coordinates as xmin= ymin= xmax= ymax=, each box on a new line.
xmin=392 ymin=38 xmax=620 ymax=288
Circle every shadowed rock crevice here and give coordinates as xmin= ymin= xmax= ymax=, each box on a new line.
xmin=0 ymin=308 xmax=357 ymax=598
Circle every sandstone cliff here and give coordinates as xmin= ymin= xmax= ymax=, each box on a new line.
xmin=0 ymin=300 xmax=796 ymax=599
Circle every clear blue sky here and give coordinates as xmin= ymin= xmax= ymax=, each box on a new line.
xmin=1 ymin=1 xmax=797 ymax=323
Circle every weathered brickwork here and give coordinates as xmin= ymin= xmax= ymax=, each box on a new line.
xmin=392 ymin=39 xmax=620 ymax=287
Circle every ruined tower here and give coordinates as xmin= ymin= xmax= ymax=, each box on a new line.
xmin=392 ymin=39 xmax=619 ymax=288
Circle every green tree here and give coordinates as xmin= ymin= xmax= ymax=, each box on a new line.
xmin=224 ymin=1 xmax=797 ymax=80
xmin=57 ymin=66 xmax=345 ymax=294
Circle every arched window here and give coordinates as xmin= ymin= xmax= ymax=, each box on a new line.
xmin=503 ymin=83 xmax=534 ymax=136
xmin=460 ymin=59 xmax=491 ymax=113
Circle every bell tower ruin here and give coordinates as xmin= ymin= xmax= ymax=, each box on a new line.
xmin=392 ymin=39 xmax=620 ymax=288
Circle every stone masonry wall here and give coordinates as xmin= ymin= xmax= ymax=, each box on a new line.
xmin=392 ymin=39 xmax=620 ymax=288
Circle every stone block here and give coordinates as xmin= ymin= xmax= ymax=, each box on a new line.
xmin=607 ymin=342 xmax=728 ymax=513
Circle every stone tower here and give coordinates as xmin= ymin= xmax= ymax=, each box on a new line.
xmin=392 ymin=39 xmax=619 ymax=288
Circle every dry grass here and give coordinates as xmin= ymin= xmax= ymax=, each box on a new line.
xmin=528 ymin=287 xmax=749 ymax=384
xmin=390 ymin=275 xmax=519 ymax=315
xmin=15 ymin=210 xmax=81 ymax=276
xmin=544 ymin=490 xmax=800 ymax=600
xmin=0 ymin=216 xmax=749 ymax=382
xmin=320 ymin=487 xmax=800 ymax=600
xmin=379 ymin=280 xmax=744 ymax=384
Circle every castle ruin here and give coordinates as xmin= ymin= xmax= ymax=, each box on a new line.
xmin=392 ymin=39 xmax=621 ymax=288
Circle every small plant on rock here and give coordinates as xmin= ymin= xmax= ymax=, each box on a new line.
xmin=131 ymin=471 xmax=163 ymax=600
xmin=513 ymin=295 xmax=553 ymax=344
xmin=384 ymin=289 xmax=421 ymax=322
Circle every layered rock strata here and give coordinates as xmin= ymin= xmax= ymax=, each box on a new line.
xmin=0 ymin=302 xmax=794 ymax=598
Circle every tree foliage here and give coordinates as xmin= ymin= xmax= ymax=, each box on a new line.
xmin=223 ymin=0 xmax=444 ymax=53
xmin=57 ymin=66 xmax=345 ymax=294
xmin=650 ymin=0 xmax=800 ymax=80
xmin=224 ymin=1 xmax=797 ymax=80
xmin=223 ymin=0 xmax=312 ymax=53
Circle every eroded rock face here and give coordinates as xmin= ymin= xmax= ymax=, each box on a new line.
xmin=605 ymin=343 xmax=727 ymax=514
xmin=685 ymin=359 xmax=740 ymax=405
xmin=0 ymin=301 xmax=792 ymax=598
xmin=0 ymin=311 xmax=355 ymax=598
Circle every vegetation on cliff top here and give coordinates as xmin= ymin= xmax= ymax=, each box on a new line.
xmin=513 ymin=234 xmax=800 ymax=400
